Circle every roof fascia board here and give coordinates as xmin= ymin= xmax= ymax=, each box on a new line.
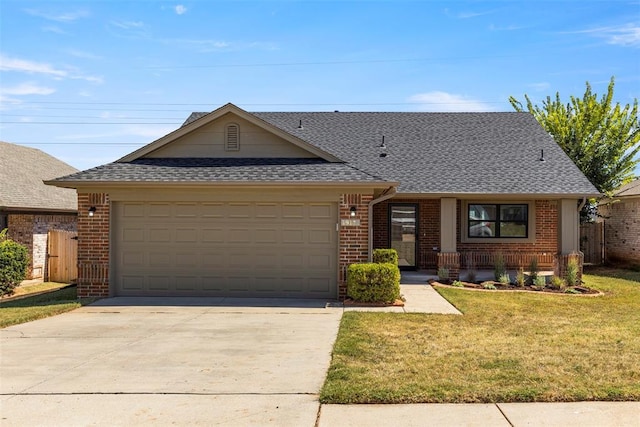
xmin=395 ymin=192 xmax=602 ymax=199
xmin=117 ymin=103 xmax=343 ymax=163
xmin=45 ymin=180 xmax=397 ymax=190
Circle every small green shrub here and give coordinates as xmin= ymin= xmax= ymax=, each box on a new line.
xmin=549 ymin=275 xmax=566 ymax=291
xmin=347 ymin=262 xmax=400 ymax=303
xmin=499 ymin=272 xmax=510 ymax=285
xmin=528 ymin=256 xmax=539 ymax=283
xmin=0 ymin=229 xmax=30 ymax=297
xmin=437 ymin=267 xmax=449 ymax=281
xmin=482 ymin=281 xmax=497 ymax=290
xmin=515 ymin=267 xmax=526 ymax=287
xmin=565 ymin=288 xmax=581 ymax=294
xmin=533 ymin=275 xmax=546 ymax=290
xmin=565 ymin=258 xmax=580 ymax=286
xmin=493 ymin=252 xmax=506 ymax=281
xmin=451 ymin=280 xmax=464 ymax=287
xmin=372 ymin=249 xmax=399 ymax=266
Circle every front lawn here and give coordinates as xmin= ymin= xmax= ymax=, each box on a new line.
xmin=320 ymin=267 xmax=640 ymax=403
xmin=0 ymin=287 xmax=96 ymax=328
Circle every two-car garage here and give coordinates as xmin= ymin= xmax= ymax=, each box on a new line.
xmin=112 ymin=201 xmax=338 ymax=298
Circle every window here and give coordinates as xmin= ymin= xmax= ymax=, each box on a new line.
xmin=225 ymin=123 xmax=240 ymax=151
xmin=468 ymin=204 xmax=528 ymax=238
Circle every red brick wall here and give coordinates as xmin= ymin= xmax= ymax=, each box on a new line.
xmin=77 ymin=193 xmax=110 ymax=297
xmin=339 ymin=194 xmax=372 ymax=299
xmin=373 ymin=198 xmax=559 ymax=270
xmin=373 ymin=199 xmax=441 ymax=269
xmin=604 ymin=198 xmax=640 ymax=264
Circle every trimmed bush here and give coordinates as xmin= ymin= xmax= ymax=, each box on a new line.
xmin=0 ymin=230 xmax=30 ymax=297
xmin=372 ymin=249 xmax=398 ymax=266
xmin=347 ymin=262 xmax=400 ymax=303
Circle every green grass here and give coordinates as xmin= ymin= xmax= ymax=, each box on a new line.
xmin=320 ymin=267 xmax=640 ymax=403
xmin=0 ymin=287 xmax=97 ymax=328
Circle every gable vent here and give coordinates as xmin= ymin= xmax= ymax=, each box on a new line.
xmin=225 ymin=123 xmax=240 ymax=151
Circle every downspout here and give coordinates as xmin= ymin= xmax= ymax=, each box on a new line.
xmin=368 ymin=186 xmax=397 ymax=262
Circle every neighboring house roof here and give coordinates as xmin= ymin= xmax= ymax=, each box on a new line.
xmin=48 ymin=103 xmax=599 ymax=197
xmin=0 ymin=141 xmax=78 ymax=212
xmin=615 ymin=179 xmax=640 ymax=198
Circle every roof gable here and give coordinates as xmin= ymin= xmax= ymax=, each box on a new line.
xmin=119 ymin=103 xmax=342 ymax=163
xmin=615 ymin=179 xmax=640 ymax=198
xmin=0 ymin=141 xmax=78 ymax=211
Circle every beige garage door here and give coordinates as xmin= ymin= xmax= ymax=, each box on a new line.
xmin=113 ymin=201 xmax=338 ymax=298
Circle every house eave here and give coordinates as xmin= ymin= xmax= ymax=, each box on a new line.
xmin=393 ymin=191 xmax=602 ymax=199
xmin=45 ymin=180 xmax=397 ymax=190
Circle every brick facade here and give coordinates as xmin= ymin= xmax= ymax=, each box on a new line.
xmin=604 ymin=197 xmax=640 ymax=265
xmin=77 ymin=193 xmax=110 ymax=297
xmin=7 ymin=213 xmax=76 ymax=279
xmin=338 ymin=194 xmax=372 ymax=299
xmin=373 ymin=198 xmax=561 ymax=278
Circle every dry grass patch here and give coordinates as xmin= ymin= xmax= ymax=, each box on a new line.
xmin=320 ymin=267 xmax=640 ymax=403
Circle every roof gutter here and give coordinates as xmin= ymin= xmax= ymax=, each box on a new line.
xmin=368 ymin=186 xmax=397 ymax=262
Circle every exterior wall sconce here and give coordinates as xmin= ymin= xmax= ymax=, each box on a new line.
xmin=350 ymin=206 xmax=357 ymax=217
xmin=88 ymin=206 xmax=97 ymax=217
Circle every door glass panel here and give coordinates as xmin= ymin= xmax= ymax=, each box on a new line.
xmin=390 ymin=205 xmax=417 ymax=268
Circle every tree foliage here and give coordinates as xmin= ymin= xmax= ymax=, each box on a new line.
xmin=509 ymin=77 xmax=639 ymax=196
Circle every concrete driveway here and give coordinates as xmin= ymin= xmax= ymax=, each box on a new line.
xmin=1 ymin=297 xmax=343 ymax=426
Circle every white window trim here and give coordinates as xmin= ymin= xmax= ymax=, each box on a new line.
xmin=460 ymin=200 xmax=536 ymax=244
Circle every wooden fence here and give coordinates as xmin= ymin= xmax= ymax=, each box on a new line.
xmin=47 ymin=230 xmax=78 ymax=283
xmin=580 ymin=222 xmax=603 ymax=265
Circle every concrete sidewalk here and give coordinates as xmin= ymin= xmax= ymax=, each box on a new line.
xmin=318 ymin=402 xmax=640 ymax=426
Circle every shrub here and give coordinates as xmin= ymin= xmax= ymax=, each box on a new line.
xmin=528 ymin=256 xmax=539 ymax=284
xmin=437 ymin=267 xmax=449 ymax=282
xmin=565 ymin=258 xmax=580 ymax=286
xmin=451 ymin=280 xmax=464 ymax=287
xmin=533 ymin=275 xmax=546 ymax=290
xmin=372 ymin=249 xmax=398 ymax=266
xmin=549 ymin=275 xmax=566 ymax=291
xmin=465 ymin=255 xmax=477 ymax=282
xmin=515 ymin=267 xmax=526 ymax=287
xmin=0 ymin=229 xmax=30 ymax=297
xmin=347 ymin=262 xmax=400 ymax=303
xmin=493 ymin=252 xmax=506 ymax=281
xmin=499 ymin=272 xmax=510 ymax=285
xmin=482 ymin=281 xmax=496 ymax=290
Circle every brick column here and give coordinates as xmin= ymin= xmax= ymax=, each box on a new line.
xmin=437 ymin=252 xmax=461 ymax=280
xmin=77 ymin=193 xmax=110 ymax=297
xmin=338 ymin=194 xmax=372 ymax=300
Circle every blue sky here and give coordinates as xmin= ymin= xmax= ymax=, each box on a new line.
xmin=1 ymin=0 xmax=639 ymax=174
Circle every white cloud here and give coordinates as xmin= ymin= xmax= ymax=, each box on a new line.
xmin=528 ymin=82 xmax=550 ymax=92
xmin=0 ymin=82 xmax=56 ymax=96
xmin=569 ymin=24 xmax=640 ymax=47
xmin=65 ymin=49 xmax=102 ymax=60
xmin=175 ymin=5 xmax=187 ymax=15
xmin=408 ymin=91 xmax=494 ymax=112
xmin=24 ymin=9 xmax=89 ymax=23
xmin=0 ymin=55 xmax=67 ymax=77
xmin=42 ymin=26 xmax=69 ymax=35
xmin=110 ymin=20 xmax=145 ymax=30
xmin=0 ymin=54 xmax=103 ymax=84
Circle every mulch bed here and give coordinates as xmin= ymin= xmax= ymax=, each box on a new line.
xmin=343 ymin=298 xmax=405 ymax=307
xmin=430 ymin=279 xmax=602 ymax=296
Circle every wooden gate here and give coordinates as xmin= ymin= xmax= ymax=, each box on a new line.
xmin=48 ymin=230 xmax=78 ymax=283
xmin=580 ymin=222 xmax=603 ymax=265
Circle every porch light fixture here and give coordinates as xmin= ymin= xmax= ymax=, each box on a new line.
xmin=350 ymin=206 xmax=357 ymax=217
xmin=88 ymin=206 xmax=96 ymax=217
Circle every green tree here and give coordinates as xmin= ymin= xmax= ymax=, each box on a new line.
xmin=509 ymin=77 xmax=640 ymax=197
xmin=0 ymin=229 xmax=30 ymax=297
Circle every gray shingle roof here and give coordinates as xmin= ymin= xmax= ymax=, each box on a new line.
xmin=251 ymin=112 xmax=599 ymax=195
xmin=53 ymin=107 xmax=600 ymax=196
xmin=52 ymin=158 xmax=386 ymax=184
xmin=615 ymin=179 xmax=640 ymax=198
xmin=0 ymin=141 xmax=78 ymax=211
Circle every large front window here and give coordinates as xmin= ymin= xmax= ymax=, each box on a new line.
xmin=468 ymin=204 xmax=528 ymax=238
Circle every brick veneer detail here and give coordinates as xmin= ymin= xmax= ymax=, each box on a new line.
xmin=77 ymin=193 xmax=110 ymax=297
xmin=339 ymin=194 xmax=372 ymax=299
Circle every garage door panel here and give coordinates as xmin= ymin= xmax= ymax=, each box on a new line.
xmin=114 ymin=201 xmax=337 ymax=298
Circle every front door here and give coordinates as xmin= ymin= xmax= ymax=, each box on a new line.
xmin=390 ymin=204 xmax=418 ymax=269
